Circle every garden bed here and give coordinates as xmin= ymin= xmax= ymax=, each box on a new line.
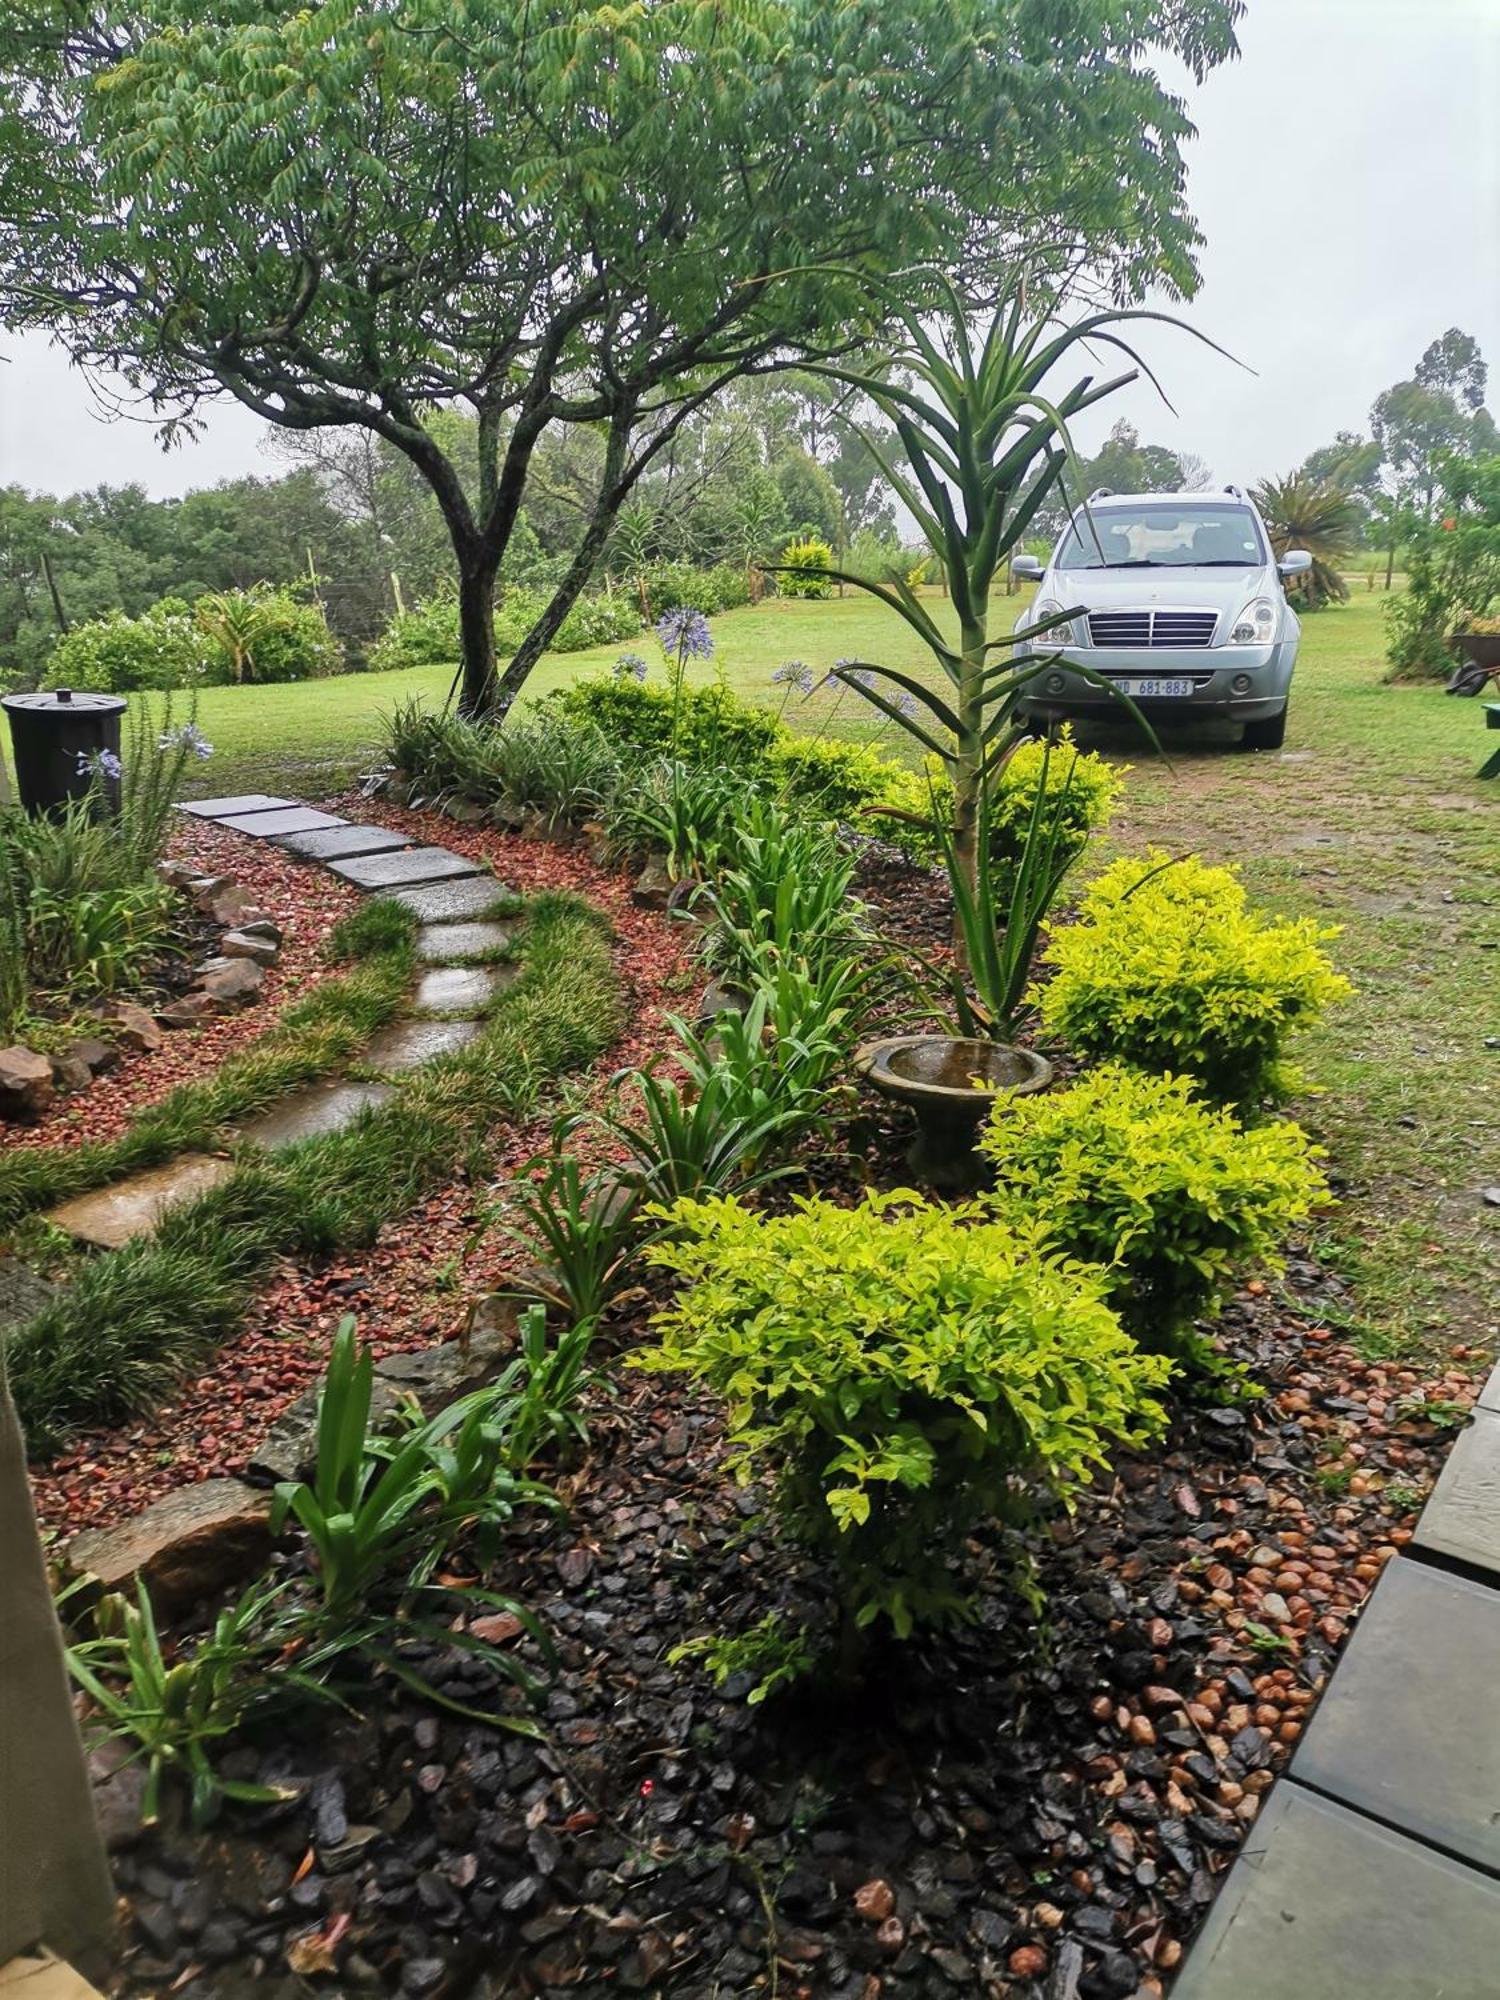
xmin=7 ymin=819 xmax=359 ymax=1151
xmin=29 ymin=802 xmax=1489 ymax=1999
xmin=99 ymin=1251 xmax=1483 ymax=2000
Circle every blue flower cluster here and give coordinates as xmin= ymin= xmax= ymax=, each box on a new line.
xmin=613 ymin=652 xmax=649 ymax=682
xmin=654 ymin=608 xmax=714 ymax=661
xmin=159 ymin=722 xmax=214 ymax=760
xmin=770 ymin=659 xmax=816 ymax=695
xmin=75 ymin=747 xmax=123 ymax=781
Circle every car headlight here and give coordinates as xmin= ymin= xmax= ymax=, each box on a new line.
xmin=1230 ymin=597 xmax=1276 ymax=646
xmin=1026 ymin=597 xmax=1074 ymax=647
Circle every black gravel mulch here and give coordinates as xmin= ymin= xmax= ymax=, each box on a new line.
xmin=105 ymin=1244 xmax=1479 ymax=2000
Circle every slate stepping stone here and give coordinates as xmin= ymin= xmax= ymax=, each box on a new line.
xmin=239 ymin=1082 xmax=393 ymax=1149
xmin=1291 ymin=1558 xmax=1500 ymax=1873
xmin=363 ymin=1019 xmax=483 ymax=1071
xmin=1478 ymin=1359 xmax=1500 ymax=1416
xmin=412 ymin=964 xmax=517 ymax=1016
xmin=1171 ymin=1785 xmax=1500 ymax=2000
xmin=274 ymin=824 xmax=413 ymax=861
xmin=215 ymin=805 xmax=348 ymax=837
xmin=392 ymin=875 xmax=517 ymax=923
xmin=328 ymin=845 xmax=481 ymax=890
xmin=415 ymin=920 xmax=516 ymax=963
xmin=1412 ymin=1407 xmax=1500 ymax=1581
xmin=0 ymin=1257 xmax=61 ymax=1332
xmin=46 ymin=1154 xmax=234 ymax=1250
xmin=176 ymin=794 xmax=294 ymax=819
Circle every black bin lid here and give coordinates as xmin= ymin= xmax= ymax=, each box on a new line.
xmin=2 ymin=688 xmax=128 ymax=716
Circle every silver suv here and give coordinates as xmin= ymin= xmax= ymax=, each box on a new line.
xmin=1011 ymin=487 xmax=1311 ymax=750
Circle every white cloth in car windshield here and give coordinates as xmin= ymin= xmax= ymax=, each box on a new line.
xmin=1059 ymin=505 xmax=1264 ymax=569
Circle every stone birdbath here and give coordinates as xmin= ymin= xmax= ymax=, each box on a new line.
xmin=855 ymin=1035 xmax=1053 ymax=1191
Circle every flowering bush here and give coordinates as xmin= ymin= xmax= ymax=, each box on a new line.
xmin=981 ymin=1065 xmax=1328 ymax=1361
xmin=1038 ymin=850 xmax=1352 ymax=1106
xmin=639 ymin=1192 xmax=1169 ymax=1642
xmin=48 ymin=600 xmax=218 ymax=692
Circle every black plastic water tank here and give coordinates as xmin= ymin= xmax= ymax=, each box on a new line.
xmin=1 ymin=689 xmax=127 ymax=815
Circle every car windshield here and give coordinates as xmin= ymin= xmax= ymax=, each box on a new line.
xmin=1057 ymin=504 xmax=1265 ymax=570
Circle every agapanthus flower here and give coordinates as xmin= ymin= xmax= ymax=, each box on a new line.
xmin=893 ymin=691 xmax=920 ymax=718
xmin=76 ymin=747 xmax=123 ymax=781
xmin=845 ymin=666 xmax=879 ymax=690
xmin=612 ymin=652 xmax=649 ymax=682
xmin=159 ymin=722 xmax=214 ymax=760
xmin=770 ymin=659 xmax=816 ymax=695
xmin=655 ymin=608 xmax=714 ymax=660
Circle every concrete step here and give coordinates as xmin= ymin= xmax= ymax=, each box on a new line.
xmin=274 ymin=824 xmax=413 ymax=861
xmin=45 ymin=1154 xmax=234 ymax=1249
xmin=238 ymin=1082 xmax=394 ymax=1149
xmin=214 ymin=805 xmax=348 ymax=837
xmin=327 ymin=846 xmax=481 ymax=891
xmin=415 ymin=920 xmax=516 ymax=963
xmin=412 ymin=964 xmax=518 ymax=1016
xmin=176 ymin=794 xmax=293 ymax=819
xmin=392 ymin=875 xmax=516 ymax=923
xmin=363 ymin=1019 xmax=483 ymax=1071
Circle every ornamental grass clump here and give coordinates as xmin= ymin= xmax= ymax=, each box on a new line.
xmin=1037 ymin=850 xmax=1351 ymax=1107
xmin=980 ymin=1065 xmax=1328 ymax=1366
xmin=639 ymin=1192 xmax=1169 ymax=1653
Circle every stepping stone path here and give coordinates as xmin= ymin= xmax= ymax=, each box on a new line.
xmin=273 ymin=824 xmax=413 ymax=862
xmin=392 ymin=875 xmax=515 ymax=923
xmin=412 ymin=964 xmax=515 ymax=1016
xmin=42 ymin=797 xmax=518 ymax=1248
xmin=326 ymin=844 xmax=482 ymax=890
xmin=1175 ymin=1347 xmax=1500 ymax=1992
xmin=46 ymin=1154 xmax=234 ymax=1250
xmin=237 ymin=1081 xmax=394 ymax=1150
xmin=363 ymin=1018 xmax=482 ymax=1072
xmin=415 ymin=920 xmax=515 ymax=962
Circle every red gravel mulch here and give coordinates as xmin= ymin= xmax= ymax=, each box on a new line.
xmin=9 ymin=819 xmax=361 ymax=1152
xmin=31 ymin=813 xmax=696 ymax=1540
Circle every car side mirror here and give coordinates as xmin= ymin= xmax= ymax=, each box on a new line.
xmin=1278 ymin=549 xmax=1313 ymax=578
xmin=1011 ymin=553 xmax=1044 ymax=581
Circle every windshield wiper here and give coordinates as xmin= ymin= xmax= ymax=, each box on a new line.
xmin=1093 ymin=559 xmax=1163 ymax=569
xmin=1192 ymin=558 xmax=1257 ymax=567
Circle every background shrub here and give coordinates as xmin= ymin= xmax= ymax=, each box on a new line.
xmin=552 ymin=677 xmax=782 ymax=766
xmin=194 ymin=584 xmax=342 ymax=684
xmin=636 ymin=561 xmax=752 ymax=617
xmin=778 ymin=535 xmax=834 ymax=599
xmin=981 ymin=1065 xmax=1328 ymax=1360
xmin=640 ymin=1192 xmax=1169 ymax=1643
xmin=1038 ymin=850 xmax=1351 ymax=1106
xmin=48 ymin=599 xmax=217 ymax=692
xmin=367 ymin=593 xmax=460 ymax=673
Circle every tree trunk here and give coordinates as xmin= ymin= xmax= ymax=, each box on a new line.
xmin=491 ymin=451 xmax=631 ymax=717
xmin=1385 ymin=540 xmax=1396 ymax=590
xmin=457 ymin=558 xmax=500 ymax=718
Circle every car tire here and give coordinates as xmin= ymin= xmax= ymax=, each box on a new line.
xmin=1241 ymin=705 xmax=1288 ymax=751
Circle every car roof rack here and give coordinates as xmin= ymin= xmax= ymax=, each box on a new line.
xmin=1087 ymin=487 xmax=1114 ymax=501
xmin=1223 ymin=483 xmax=1244 ymax=499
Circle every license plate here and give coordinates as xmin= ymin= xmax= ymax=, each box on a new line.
xmin=1120 ymin=677 xmax=1195 ymax=697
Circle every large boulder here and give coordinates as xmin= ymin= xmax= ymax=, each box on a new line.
xmin=217 ymin=927 xmax=280 ymax=966
xmin=196 ymin=957 xmax=267 ymax=1007
xmin=0 ymin=1044 xmax=55 ymax=1121
xmin=67 ymin=1480 xmax=273 ymax=1618
xmin=97 ymin=1002 xmax=164 ymax=1053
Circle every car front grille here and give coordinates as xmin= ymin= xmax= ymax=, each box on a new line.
xmin=1086 ymin=609 xmax=1219 ymax=649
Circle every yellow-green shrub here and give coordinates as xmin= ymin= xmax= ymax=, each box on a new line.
xmin=638 ymin=1191 xmax=1169 ymax=1641
xmin=778 ymin=536 xmax=834 ymax=598
xmin=980 ymin=1065 xmax=1328 ymax=1362
xmin=1037 ymin=850 xmax=1351 ymax=1105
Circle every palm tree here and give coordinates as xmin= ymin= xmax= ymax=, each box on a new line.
xmin=1251 ymin=474 xmax=1359 ymax=609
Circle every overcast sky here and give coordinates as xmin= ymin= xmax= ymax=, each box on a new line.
xmin=1 ymin=0 xmax=1496 ymax=501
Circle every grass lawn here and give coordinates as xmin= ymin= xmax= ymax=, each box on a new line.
xmin=8 ymin=584 xmax=1494 ymax=1361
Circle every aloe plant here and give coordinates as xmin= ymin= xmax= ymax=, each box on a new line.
xmin=805 ymin=272 xmax=1201 ymax=912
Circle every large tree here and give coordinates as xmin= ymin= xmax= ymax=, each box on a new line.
xmin=1 ymin=0 xmax=1242 ymax=714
